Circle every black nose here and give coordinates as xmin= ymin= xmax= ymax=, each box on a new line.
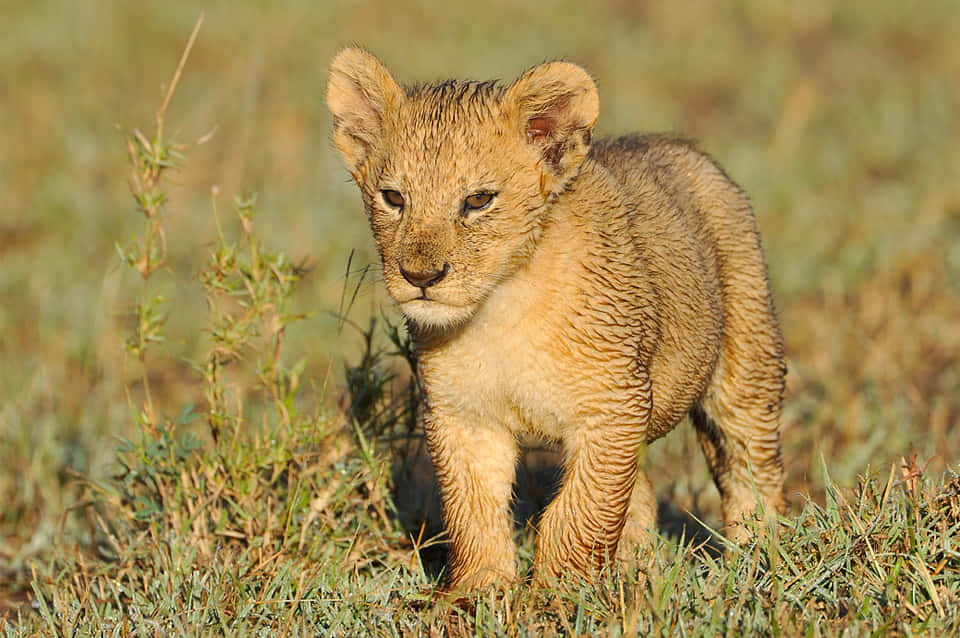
xmin=400 ymin=263 xmax=449 ymax=289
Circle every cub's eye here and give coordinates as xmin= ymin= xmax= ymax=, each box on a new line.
xmin=463 ymin=192 xmax=495 ymax=213
xmin=381 ymin=189 xmax=405 ymax=209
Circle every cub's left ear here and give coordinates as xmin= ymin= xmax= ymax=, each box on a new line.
xmin=504 ymin=61 xmax=599 ymax=195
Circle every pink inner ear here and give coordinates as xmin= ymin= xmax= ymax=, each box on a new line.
xmin=527 ymin=116 xmax=554 ymax=145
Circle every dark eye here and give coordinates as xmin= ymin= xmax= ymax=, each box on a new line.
xmin=463 ymin=192 xmax=495 ymax=213
xmin=381 ymin=189 xmax=405 ymax=209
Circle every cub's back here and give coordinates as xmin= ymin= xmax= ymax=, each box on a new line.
xmin=590 ymin=133 xmax=767 ymax=278
xmin=588 ymin=134 xmax=750 ymax=246
xmin=587 ymin=134 xmax=762 ymax=437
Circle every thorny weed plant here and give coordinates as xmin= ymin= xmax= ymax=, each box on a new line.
xmin=108 ymin=13 xmax=415 ymax=533
xmin=200 ymin=190 xmax=308 ymax=446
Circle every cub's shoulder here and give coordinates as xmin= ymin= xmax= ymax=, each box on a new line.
xmin=587 ymin=133 xmax=743 ymax=200
xmin=588 ymin=133 xmax=701 ymax=171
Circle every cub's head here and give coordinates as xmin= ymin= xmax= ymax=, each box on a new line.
xmin=327 ymin=48 xmax=598 ymax=331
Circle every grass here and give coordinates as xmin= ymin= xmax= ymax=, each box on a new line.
xmin=1 ymin=0 xmax=959 ymax=634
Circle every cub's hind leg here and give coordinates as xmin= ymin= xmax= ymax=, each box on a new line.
xmin=617 ymin=468 xmax=657 ymax=562
xmin=692 ymin=332 xmax=786 ymax=541
xmin=685 ymin=152 xmax=787 ymax=540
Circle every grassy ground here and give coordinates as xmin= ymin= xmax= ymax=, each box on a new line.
xmin=1 ymin=0 xmax=958 ymax=634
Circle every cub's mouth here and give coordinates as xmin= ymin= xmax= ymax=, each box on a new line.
xmin=389 ymin=277 xmax=454 ymax=306
xmin=395 ymin=296 xmax=477 ymax=330
xmin=389 ymin=288 xmax=445 ymax=305
xmin=397 ymin=295 xmax=457 ymax=310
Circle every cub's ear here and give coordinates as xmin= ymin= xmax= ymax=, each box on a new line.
xmin=326 ymin=48 xmax=403 ymax=175
xmin=504 ymin=61 xmax=599 ymax=195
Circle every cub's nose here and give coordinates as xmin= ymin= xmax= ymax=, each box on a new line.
xmin=400 ymin=263 xmax=449 ymax=289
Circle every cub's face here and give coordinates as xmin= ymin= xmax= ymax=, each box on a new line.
xmin=355 ymin=94 xmax=545 ymax=329
xmin=327 ymin=49 xmax=599 ymax=331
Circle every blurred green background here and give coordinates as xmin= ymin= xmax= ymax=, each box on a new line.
xmin=1 ymin=0 xmax=958 ymax=598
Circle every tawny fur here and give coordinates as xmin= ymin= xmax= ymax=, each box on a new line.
xmin=327 ymin=48 xmax=786 ymax=590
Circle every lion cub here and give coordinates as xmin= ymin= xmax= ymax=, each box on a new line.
xmin=327 ymin=48 xmax=786 ymax=590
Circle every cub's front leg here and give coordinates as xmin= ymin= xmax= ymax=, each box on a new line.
xmin=535 ymin=421 xmax=646 ymax=581
xmin=423 ymin=407 xmax=519 ymax=590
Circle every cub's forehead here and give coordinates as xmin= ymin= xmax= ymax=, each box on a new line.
xmin=389 ymin=80 xmax=508 ymax=149
xmin=406 ymin=79 xmax=505 ymax=121
xmin=377 ymin=79 xmax=522 ymax=187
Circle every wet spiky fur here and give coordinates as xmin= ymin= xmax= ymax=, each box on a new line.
xmin=327 ymin=48 xmax=786 ymax=590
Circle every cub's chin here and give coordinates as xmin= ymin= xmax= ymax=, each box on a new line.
xmin=397 ymin=298 xmax=477 ymax=332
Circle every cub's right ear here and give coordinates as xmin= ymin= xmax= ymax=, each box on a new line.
xmin=326 ymin=48 xmax=403 ymax=176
